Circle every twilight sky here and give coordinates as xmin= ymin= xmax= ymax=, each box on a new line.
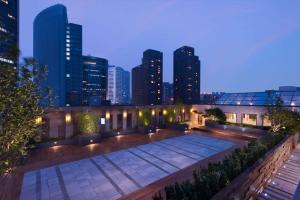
xmin=20 ymin=0 xmax=300 ymax=93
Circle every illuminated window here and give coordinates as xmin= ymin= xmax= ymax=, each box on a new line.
xmin=66 ymin=74 xmax=70 ymax=77
xmin=66 ymin=52 xmax=70 ymax=56
xmin=0 ymin=27 xmax=7 ymax=33
xmin=66 ymin=48 xmax=70 ymax=51
xmin=225 ymin=113 xmax=237 ymax=123
xmin=242 ymin=114 xmax=257 ymax=126
xmin=66 ymin=57 xmax=70 ymax=60
xmin=66 ymin=39 xmax=70 ymax=42
xmin=66 ymin=44 xmax=70 ymax=47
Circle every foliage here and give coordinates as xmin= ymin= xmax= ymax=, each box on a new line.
xmin=0 ymin=46 xmax=50 ymax=174
xmin=205 ymin=108 xmax=226 ymax=124
xmin=139 ymin=109 xmax=151 ymax=127
xmin=77 ymin=112 xmax=99 ymax=134
xmin=268 ymin=97 xmax=300 ymax=134
xmin=166 ymin=108 xmax=176 ymax=123
xmin=153 ymin=133 xmax=285 ymax=200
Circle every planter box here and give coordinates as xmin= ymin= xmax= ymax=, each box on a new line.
xmin=211 ymin=134 xmax=295 ymax=200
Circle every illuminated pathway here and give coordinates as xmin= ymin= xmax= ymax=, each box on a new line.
xmin=258 ymin=144 xmax=300 ymax=200
xmin=20 ymin=134 xmax=234 ymax=200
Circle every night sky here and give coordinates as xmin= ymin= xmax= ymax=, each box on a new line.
xmin=20 ymin=0 xmax=300 ymax=93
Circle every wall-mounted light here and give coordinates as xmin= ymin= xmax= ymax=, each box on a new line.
xmin=173 ymin=109 xmax=176 ymax=113
xmin=182 ymin=109 xmax=185 ymax=113
xmin=106 ymin=112 xmax=110 ymax=119
xmin=291 ymin=102 xmax=295 ymax=106
xmin=65 ymin=113 xmax=71 ymax=123
xmin=163 ymin=109 xmax=167 ymax=115
xmin=190 ymin=108 xmax=194 ymax=113
xmin=151 ymin=110 xmax=155 ymax=116
xmin=35 ymin=116 xmax=42 ymax=125
xmin=123 ymin=111 xmax=127 ymax=118
xmin=139 ymin=111 xmax=142 ymax=117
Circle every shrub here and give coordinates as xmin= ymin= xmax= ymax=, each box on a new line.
xmin=139 ymin=109 xmax=151 ymax=127
xmin=153 ymin=133 xmax=285 ymax=200
xmin=205 ymin=108 xmax=226 ymax=124
xmin=77 ymin=112 xmax=99 ymax=134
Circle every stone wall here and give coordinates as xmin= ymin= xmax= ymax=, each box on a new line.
xmin=211 ymin=134 xmax=298 ymax=200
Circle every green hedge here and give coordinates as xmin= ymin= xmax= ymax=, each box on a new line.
xmin=153 ymin=133 xmax=285 ymax=200
xmin=77 ymin=112 xmax=99 ymax=134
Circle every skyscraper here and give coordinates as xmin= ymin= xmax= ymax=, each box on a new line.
xmin=34 ymin=4 xmax=82 ymax=107
xmin=132 ymin=49 xmax=163 ymax=105
xmin=34 ymin=4 xmax=67 ymax=106
xmin=65 ymin=23 xmax=83 ymax=106
xmin=174 ymin=46 xmax=200 ymax=104
xmin=0 ymin=0 xmax=19 ymax=66
xmin=107 ymin=65 xmax=130 ymax=105
xmin=82 ymin=56 xmax=108 ymax=106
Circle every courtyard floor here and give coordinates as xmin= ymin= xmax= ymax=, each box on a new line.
xmin=0 ymin=128 xmax=254 ymax=200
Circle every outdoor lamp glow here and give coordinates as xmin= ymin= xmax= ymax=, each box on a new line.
xmin=105 ymin=112 xmax=110 ymax=119
xmin=151 ymin=110 xmax=155 ymax=116
xmin=123 ymin=111 xmax=127 ymax=118
xmin=163 ymin=109 xmax=167 ymax=115
xmin=35 ymin=116 xmax=42 ymax=124
xmin=139 ymin=111 xmax=142 ymax=117
xmin=65 ymin=113 xmax=71 ymax=123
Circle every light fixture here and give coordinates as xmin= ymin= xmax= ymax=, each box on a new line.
xmin=35 ymin=116 xmax=42 ymax=125
xmin=65 ymin=113 xmax=71 ymax=123
xmin=90 ymin=139 xmax=93 ymax=143
xmin=163 ymin=109 xmax=167 ymax=115
xmin=151 ymin=110 xmax=155 ymax=116
xmin=182 ymin=109 xmax=185 ymax=113
xmin=123 ymin=111 xmax=127 ymax=118
xmin=105 ymin=112 xmax=110 ymax=119
xmin=139 ymin=111 xmax=143 ymax=117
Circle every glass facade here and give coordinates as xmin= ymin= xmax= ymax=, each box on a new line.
xmin=34 ymin=4 xmax=67 ymax=106
xmin=107 ymin=65 xmax=130 ymax=105
xmin=65 ymin=23 xmax=82 ymax=106
xmin=82 ymin=56 xmax=108 ymax=106
xmin=174 ymin=46 xmax=200 ymax=104
xmin=0 ymin=0 xmax=19 ymax=66
xmin=242 ymin=114 xmax=257 ymax=126
xmin=216 ymin=90 xmax=300 ymax=107
xmin=225 ymin=113 xmax=237 ymax=123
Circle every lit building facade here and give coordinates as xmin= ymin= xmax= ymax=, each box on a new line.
xmin=65 ymin=23 xmax=83 ymax=106
xmin=107 ymin=65 xmax=130 ymax=105
xmin=174 ymin=46 xmax=200 ymax=104
xmin=0 ymin=0 xmax=19 ymax=65
xmin=132 ymin=49 xmax=163 ymax=106
xmin=82 ymin=55 xmax=108 ymax=106
xmin=34 ymin=4 xmax=83 ymax=107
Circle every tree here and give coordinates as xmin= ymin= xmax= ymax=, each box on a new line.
xmin=77 ymin=112 xmax=99 ymax=134
xmin=204 ymin=108 xmax=226 ymax=124
xmin=268 ymin=97 xmax=300 ymax=134
xmin=0 ymin=45 xmax=50 ymax=174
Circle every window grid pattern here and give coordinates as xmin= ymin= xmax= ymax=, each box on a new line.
xmin=215 ymin=91 xmax=300 ymax=107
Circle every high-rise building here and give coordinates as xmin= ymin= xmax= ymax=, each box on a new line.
xmin=82 ymin=56 xmax=108 ymax=106
xmin=0 ymin=0 xmax=19 ymax=65
xmin=107 ymin=65 xmax=130 ymax=105
xmin=132 ymin=49 xmax=163 ymax=105
xmin=65 ymin=23 xmax=82 ymax=106
xmin=34 ymin=4 xmax=68 ymax=106
xmin=174 ymin=46 xmax=200 ymax=104
xmin=34 ymin=4 xmax=82 ymax=107
xmin=162 ymin=82 xmax=173 ymax=105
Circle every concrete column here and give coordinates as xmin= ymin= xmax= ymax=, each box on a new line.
xmin=112 ymin=110 xmax=118 ymax=130
xmin=236 ymin=112 xmax=242 ymax=124
xmin=257 ymin=113 xmax=263 ymax=126
xmin=65 ymin=112 xmax=73 ymax=138
xmin=105 ymin=111 xmax=110 ymax=131
xmin=122 ymin=111 xmax=127 ymax=130
xmin=132 ymin=110 xmax=137 ymax=128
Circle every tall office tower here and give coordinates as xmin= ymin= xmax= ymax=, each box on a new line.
xmin=173 ymin=46 xmax=200 ymax=104
xmin=82 ymin=56 xmax=108 ymax=106
xmin=65 ymin=23 xmax=82 ymax=106
xmin=34 ymin=4 xmax=83 ymax=107
xmin=162 ymin=82 xmax=173 ymax=105
xmin=0 ymin=0 xmax=19 ymax=66
xmin=132 ymin=49 xmax=163 ymax=106
xmin=107 ymin=65 xmax=130 ymax=105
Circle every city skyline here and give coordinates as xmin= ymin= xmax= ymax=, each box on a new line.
xmin=20 ymin=1 xmax=300 ymax=92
